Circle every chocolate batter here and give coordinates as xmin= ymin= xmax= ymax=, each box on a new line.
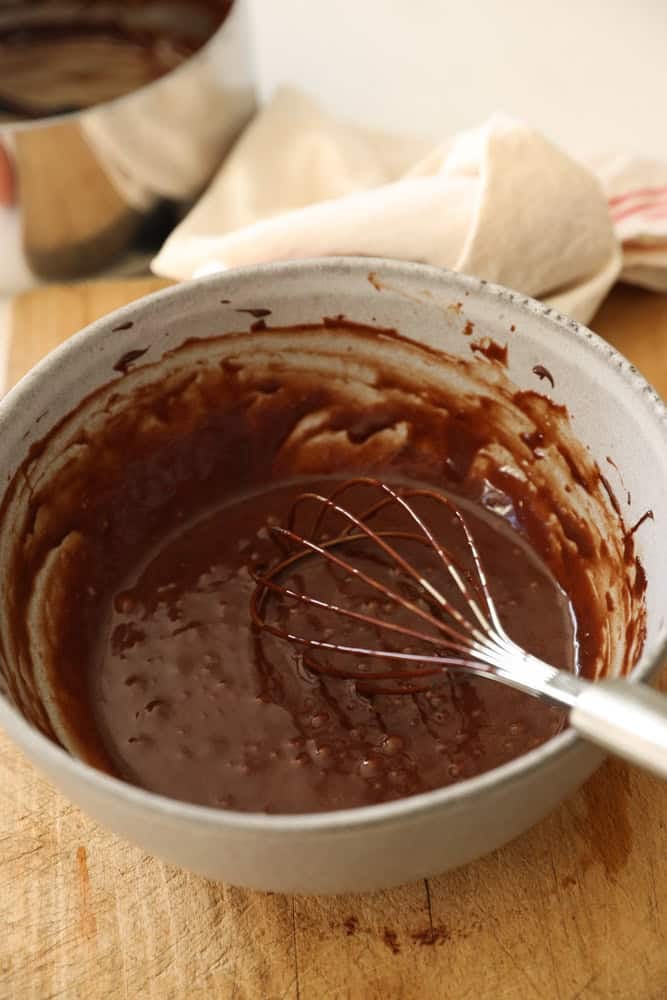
xmin=93 ymin=479 xmax=572 ymax=812
xmin=0 ymin=319 xmax=647 ymax=814
xmin=0 ymin=2 xmax=232 ymax=120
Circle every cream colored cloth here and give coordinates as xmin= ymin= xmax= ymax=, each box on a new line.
xmin=152 ymin=89 xmax=667 ymax=323
xmin=592 ymin=153 xmax=667 ymax=294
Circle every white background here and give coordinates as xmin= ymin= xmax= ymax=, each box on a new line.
xmin=248 ymin=0 xmax=667 ymax=159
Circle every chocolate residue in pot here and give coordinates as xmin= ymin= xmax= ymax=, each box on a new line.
xmin=368 ymin=272 xmax=382 ymax=291
xmin=463 ymin=321 xmax=474 ymax=337
xmin=0 ymin=2 xmax=234 ymax=120
xmin=532 ymin=364 xmax=555 ymax=388
xmin=113 ymin=348 xmax=148 ymax=374
xmin=235 ymin=308 xmax=273 ymax=319
xmin=250 ymin=319 xmax=268 ymax=332
xmin=111 ymin=321 xmax=134 ymax=334
xmin=470 ymin=338 xmax=508 ymax=365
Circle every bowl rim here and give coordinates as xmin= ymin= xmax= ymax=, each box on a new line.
xmin=1 ymin=255 xmax=666 ymax=835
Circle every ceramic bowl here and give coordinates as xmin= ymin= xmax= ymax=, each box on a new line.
xmin=0 ymin=258 xmax=666 ymax=894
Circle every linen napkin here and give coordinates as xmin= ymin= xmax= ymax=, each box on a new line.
xmin=152 ymin=89 xmax=667 ymax=324
xmin=592 ymin=153 xmax=667 ymax=294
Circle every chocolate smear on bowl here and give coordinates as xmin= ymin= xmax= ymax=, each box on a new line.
xmin=0 ymin=320 xmax=647 ymax=812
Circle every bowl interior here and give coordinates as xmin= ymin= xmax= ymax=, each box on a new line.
xmin=0 ymin=259 xmax=665 ymax=802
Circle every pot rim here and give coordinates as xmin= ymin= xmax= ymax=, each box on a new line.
xmin=1 ymin=256 xmax=666 ymax=835
xmin=0 ymin=0 xmax=242 ymax=135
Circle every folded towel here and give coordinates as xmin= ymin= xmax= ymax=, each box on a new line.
xmin=152 ymin=89 xmax=667 ymax=324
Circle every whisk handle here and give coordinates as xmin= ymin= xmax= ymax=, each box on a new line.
xmin=570 ymin=678 xmax=667 ymax=780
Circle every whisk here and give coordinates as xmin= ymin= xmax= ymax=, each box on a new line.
xmin=251 ymin=477 xmax=667 ymax=779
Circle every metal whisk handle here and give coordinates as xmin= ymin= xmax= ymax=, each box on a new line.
xmin=493 ymin=652 xmax=667 ymax=779
xmin=252 ymin=477 xmax=667 ymax=782
xmin=568 ymin=678 xmax=667 ymax=780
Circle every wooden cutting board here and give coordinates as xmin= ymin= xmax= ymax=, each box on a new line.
xmin=2 ymin=280 xmax=667 ymax=1000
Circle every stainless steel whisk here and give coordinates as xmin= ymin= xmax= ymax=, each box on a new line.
xmin=251 ymin=477 xmax=667 ymax=779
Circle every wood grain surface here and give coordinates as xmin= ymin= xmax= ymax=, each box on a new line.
xmin=2 ymin=280 xmax=667 ymax=1000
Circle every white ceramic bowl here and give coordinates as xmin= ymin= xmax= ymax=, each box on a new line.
xmin=1 ymin=258 xmax=666 ymax=894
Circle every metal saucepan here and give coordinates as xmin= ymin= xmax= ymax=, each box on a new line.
xmin=0 ymin=0 xmax=255 ymax=293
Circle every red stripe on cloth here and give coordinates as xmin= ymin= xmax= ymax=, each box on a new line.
xmin=612 ymin=195 xmax=667 ymax=223
xmin=608 ymin=185 xmax=667 ymax=208
xmin=643 ymin=206 xmax=667 ymax=221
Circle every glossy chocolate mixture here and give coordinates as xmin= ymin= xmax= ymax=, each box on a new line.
xmin=0 ymin=320 xmax=647 ymax=814
xmin=0 ymin=2 xmax=232 ymax=120
xmin=93 ymin=479 xmax=572 ymax=812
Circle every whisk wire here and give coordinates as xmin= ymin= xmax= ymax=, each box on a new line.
xmin=269 ymin=521 xmax=483 ymax=650
xmin=302 ymin=477 xmax=504 ymax=638
xmin=251 ymin=477 xmax=526 ymax=690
